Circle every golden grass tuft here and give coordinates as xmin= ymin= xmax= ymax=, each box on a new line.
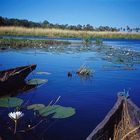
xmin=0 ymin=26 xmax=140 ymax=39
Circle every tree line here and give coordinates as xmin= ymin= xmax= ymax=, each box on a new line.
xmin=0 ymin=16 xmax=139 ymax=32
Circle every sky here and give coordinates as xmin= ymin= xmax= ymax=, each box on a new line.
xmin=0 ymin=0 xmax=140 ymax=28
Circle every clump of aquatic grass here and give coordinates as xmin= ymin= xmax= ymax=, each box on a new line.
xmin=0 ymin=26 xmax=140 ymax=39
xmin=83 ymin=38 xmax=92 ymax=46
xmin=77 ymin=65 xmax=93 ymax=76
xmin=95 ymin=38 xmax=103 ymax=45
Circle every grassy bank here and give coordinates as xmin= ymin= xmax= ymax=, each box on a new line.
xmin=0 ymin=38 xmax=70 ymax=49
xmin=0 ymin=26 xmax=140 ymax=39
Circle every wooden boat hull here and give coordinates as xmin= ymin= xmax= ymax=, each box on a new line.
xmin=0 ymin=64 xmax=36 ymax=94
xmin=86 ymin=95 xmax=140 ymax=140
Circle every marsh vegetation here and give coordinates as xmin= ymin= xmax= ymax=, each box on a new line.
xmin=0 ymin=38 xmax=70 ymax=49
xmin=0 ymin=26 xmax=140 ymax=39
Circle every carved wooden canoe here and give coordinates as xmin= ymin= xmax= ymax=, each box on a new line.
xmin=86 ymin=92 xmax=140 ymax=140
xmin=0 ymin=64 xmax=36 ymax=94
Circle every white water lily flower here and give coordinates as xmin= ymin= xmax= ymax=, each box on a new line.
xmin=126 ymin=52 xmax=130 ymax=55
xmin=8 ymin=111 xmax=24 ymax=121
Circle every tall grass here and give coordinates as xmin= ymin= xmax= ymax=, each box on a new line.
xmin=0 ymin=26 xmax=140 ymax=39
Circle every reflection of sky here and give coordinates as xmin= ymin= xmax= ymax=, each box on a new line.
xmin=104 ymin=39 xmax=140 ymax=51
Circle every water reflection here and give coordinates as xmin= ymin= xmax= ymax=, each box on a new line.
xmin=0 ymin=81 xmax=37 ymax=98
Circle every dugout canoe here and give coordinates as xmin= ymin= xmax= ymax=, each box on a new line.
xmin=86 ymin=92 xmax=140 ymax=140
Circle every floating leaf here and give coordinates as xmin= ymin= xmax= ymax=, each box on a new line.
xmin=27 ymin=104 xmax=45 ymax=110
xmin=26 ymin=78 xmax=48 ymax=85
xmin=52 ymin=106 xmax=75 ymax=119
xmin=36 ymin=72 xmax=51 ymax=75
xmin=39 ymin=105 xmax=59 ymax=117
xmin=0 ymin=97 xmax=23 ymax=108
xmin=39 ymin=105 xmax=75 ymax=119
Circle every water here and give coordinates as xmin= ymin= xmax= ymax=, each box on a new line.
xmin=0 ymin=39 xmax=140 ymax=140
xmin=104 ymin=39 xmax=140 ymax=51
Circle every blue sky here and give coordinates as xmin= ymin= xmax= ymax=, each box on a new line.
xmin=0 ymin=0 xmax=140 ymax=27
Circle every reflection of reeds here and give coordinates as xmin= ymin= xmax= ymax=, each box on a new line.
xmin=0 ymin=26 xmax=140 ymax=39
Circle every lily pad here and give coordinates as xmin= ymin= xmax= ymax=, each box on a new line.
xmin=27 ymin=104 xmax=45 ymax=110
xmin=27 ymin=78 xmax=48 ymax=85
xmin=36 ymin=72 xmax=51 ymax=75
xmin=52 ymin=106 xmax=75 ymax=119
xmin=39 ymin=105 xmax=59 ymax=116
xmin=39 ymin=105 xmax=75 ymax=119
xmin=0 ymin=97 xmax=23 ymax=108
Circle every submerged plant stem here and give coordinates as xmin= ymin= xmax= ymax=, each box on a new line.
xmin=14 ymin=120 xmax=17 ymax=134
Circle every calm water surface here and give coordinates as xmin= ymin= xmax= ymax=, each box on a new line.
xmin=0 ymin=39 xmax=140 ymax=140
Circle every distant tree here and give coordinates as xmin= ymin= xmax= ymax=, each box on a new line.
xmin=76 ymin=24 xmax=82 ymax=30
xmin=42 ymin=20 xmax=50 ymax=28
xmin=0 ymin=16 xmax=6 ymax=26
xmin=135 ymin=27 xmax=140 ymax=32
xmin=98 ymin=26 xmax=105 ymax=31
xmin=0 ymin=16 xmax=137 ymax=33
xmin=64 ymin=24 xmax=68 ymax=29
xmin=67 ymin=25 xmax=76 ymax=30
xmin=123 ymin=28 xmax=126 ymax=32
xmin=126 ymin=26 xmax=130 ymax=32
xmin=83 ymin=24 xmax=93 ymax=31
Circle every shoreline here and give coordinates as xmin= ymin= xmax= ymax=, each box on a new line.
xmin=1 ymin=35 xmax=140 ymax=41
xmin=0 ymin=38 xmax=71 ymax=49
